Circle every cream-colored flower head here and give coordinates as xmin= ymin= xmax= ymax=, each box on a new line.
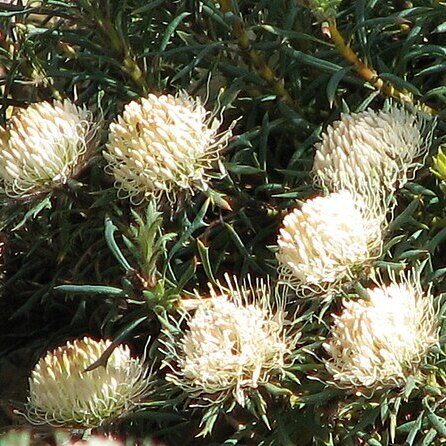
xmin=0 ymin=100 xmax=95 ymax=198
xmin=324 ymin=270 xmax=439 ymax=389
xmin=160 ymin=275 xmax=297 ymax=407
xmin=24 ymin=337 xmax=150 ymax=427
xmin=312 ymin=105 xmax=433 ymax=194
xmin=276 ymin=190 xmax=384 ymax=295
xmin=104 ymin=92 xmax=232 ymax=204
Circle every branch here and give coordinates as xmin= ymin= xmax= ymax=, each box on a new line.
xmin=326 ymin=18 xmax=436 ymax=115
xmin=217 ymin=0 xmax=296 ymax=109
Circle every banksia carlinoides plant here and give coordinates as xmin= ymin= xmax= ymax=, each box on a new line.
xmin=5 ymin=1 xmax=446 ymax=444
xmin=160 ymin=275 xmax=298 ymax=408
xmin=276 ymin=190 xmax=385 ymax=296
xmin=324 ymin=270 xmax=439 ymax=389
xmin=23 ymin=337 xmax=150 ymax=427
xmin=312 ymin=105 xmax=433 ymax=196
xmin=0 ymin=100 xmax=95 ymax=199
xmin=103 ymin=93 xmax=233 ymax=205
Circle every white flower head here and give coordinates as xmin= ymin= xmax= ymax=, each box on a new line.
xmin=312 ymin=105 xmax=434 ymax=194
xmin=324 ymin=270 xmax=439 ymax=389
xmin=24 ymin=337 xmax=150 ymax=427
xmin=160 ymin=275 xmax=297 ymax=407
xmin=276 ymin=190 xmax=384 ymax=295
xmin=0 ymin=100 xmax=96 ymax=198
xmin=104 ymin=92 xmax=233 ymax=204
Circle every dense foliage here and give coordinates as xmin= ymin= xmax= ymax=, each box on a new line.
xmin=2 ymin=1 xmax=446 ymax=445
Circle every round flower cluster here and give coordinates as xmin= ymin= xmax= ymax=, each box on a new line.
xmin=25 ymin=337 xmax=150 ymax=427
xmin=161 ymin=276 xmax=296 ymax=407
xmin=324 ymin=271 xmax=439 ymax=388
xmin=276 ymin=191 xmax=384 ymax=294
xmin=104 ymin=93 xmax=232 ymax=204
xmin=0 ymin=100 xmax=95 ymax=198
xmin=312 ymin=105 xmax=433 ymax=195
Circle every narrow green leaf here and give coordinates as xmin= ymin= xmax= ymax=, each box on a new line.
xmin=226 ymin=163 xmax=263 ymax=175
xmin=160 ymin=12 xmax=191 ymax=52
xmin=282 ymin=47 xmax=342 ymax=73
xmin=434 ymin=21 xmax=446 ymax=33
xmin=397 ymin=412 xmax=423 ymax=446
xmin=427 ymin=227 xmax=446 ymax=252
xmin=197 ymin=404 xmax=222 ymax=437
xmin=416 ymin=63 xmax=446 ymax=78
xmin=167 ymin=198 xmax=210 ymax=262
xmin=326 ymin=67 xmax=350 ymax=106
xmin=12 ymin=195 xmax=52 ymax=231
xmin=84 ymin=316 xmax=147 ymax=372
xmin=0 ymin=7 xmax=34 ymax=17
xmin=262 ymin=382 xmax=292 ymax=397
xmin=258 ymin=112 xmax=270 ymax=172
xmin=55 ymin=284 xmax=124 ymax=295
xmin=202 ymin=4 xmax=231 ymax=29
xmin=379 ymin=72 xmax=421 ymax=96
xmin=403 ymin=375 xmax=418 ymax=399
xmin=290 ymin=389 xmax=343 ymax=407
xmin=104 ymin=216 xmax=132 ymax=272
xmin=422 ymin=86 xmax=446 ymax=101
xmin=421 ymin=428 xmax=437 ymax=446
xmin=197 ymin=239 xmax=217 ymax=284
xmin=387 ymin=198 xmax=419 ymax=232
xmin=172 ymin=42 xmax=223 ymax=82
xmin=427 ymin=411 xmax=446 ymax=436
xmin=395 ymin=249 xmax=428 ymax=260
xmin=350 ymin=406 xmax=380 ymax=436
xmin=133 ymin=0 xmax=166 ymax=14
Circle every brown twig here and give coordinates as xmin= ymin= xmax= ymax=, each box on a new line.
xmin=326 ymin=18 xmax=436 ymax=115
xmin=217 ymin=0 xmax=297 ymax=109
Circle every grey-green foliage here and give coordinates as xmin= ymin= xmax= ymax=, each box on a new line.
xmin=2 ymin=0 xmax=446 ymax=445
